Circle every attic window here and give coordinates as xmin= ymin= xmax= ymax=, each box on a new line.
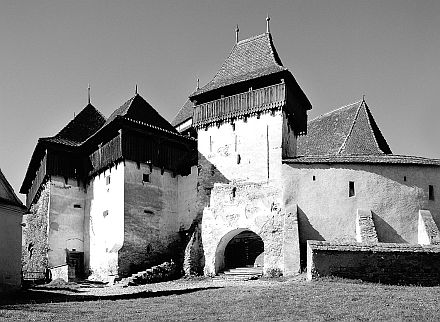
xmin=143 ymin=174 xmax=150 ymax=183
xmin=106 ymin=175 xmax=111 ymax=185
xmin=429 ymin=185 xmax=435 ymax=201
xmin=349 ymin=181 xmax=355 ymax=197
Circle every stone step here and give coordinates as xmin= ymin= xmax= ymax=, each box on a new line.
xmin=214 ymin=273 xmax=260 ymax=281
xmin=223 ymin=268 xmax=263 ymax=275
xmin=228 ymin=267 xmax=263 ymax=272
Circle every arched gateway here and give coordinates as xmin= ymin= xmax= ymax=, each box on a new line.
xmin=214 ymin=228 xmax=264 ymax=274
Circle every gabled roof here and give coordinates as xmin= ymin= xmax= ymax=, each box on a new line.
xmin=104 ymin=94 xmax=178 ymax=134
xmin=191 ymin=33 xmax=287 ymax=97
xmin=0 ymin=168 xmax=25 ymax=209
xmin=171 ymin=100 xmax=194 ymax=127
xmin=297 ymin=100 xmax=392 ymax=156
xmin=42 ymin=103 xmax=106 ymax=146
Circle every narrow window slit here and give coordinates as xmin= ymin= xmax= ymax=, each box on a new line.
xmin=349 ymin=181 xmax=355 ymax=197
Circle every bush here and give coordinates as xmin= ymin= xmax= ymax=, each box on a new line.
xmin=266 ymin=268 xmax=283 ymax=278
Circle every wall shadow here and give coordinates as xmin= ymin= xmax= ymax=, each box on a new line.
xmin=372 ymin=212 xmax=407 ymax=243
xmin=297 ymin=206 xmax=325 ymax=270
xmin=0 ymin=286 xmax=223 ymax=307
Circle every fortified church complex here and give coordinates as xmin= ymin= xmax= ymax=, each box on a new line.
xmin=20 ymin=20 xmax=440 ymax=283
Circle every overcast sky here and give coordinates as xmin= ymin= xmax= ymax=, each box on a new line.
xmin=1 ymin=0 xmax=440 ymax=201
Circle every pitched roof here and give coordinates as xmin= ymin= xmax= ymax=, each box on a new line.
xmin=284 ymin=154 xmax=440 ymax=166
xmin=42 ymin=103 xmax=106 ymax=146
xmin=104 ymin=94 xmax=178 ymax=134
xmin=171 ymin=99 xmax=194 ymax=127
xmin=297 ymin=100 xmax=392 ymax=156
xmin=191 ymin=33 xmax=287 ymax=97
xmin=0 ymin=168 xmax=25 ymax=209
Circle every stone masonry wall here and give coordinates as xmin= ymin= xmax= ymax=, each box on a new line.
xmin=307 ymin=240 xmax=440 ymax=285
xmin=202 ymin=182 xmax=287 ymax=276
xmin=418 ymin=210 xmax=440 ymax=245
xmin=22 ymin=181 xmax=50 ymax=273
xmin=356 ymin=209 xmax=378 ymax=243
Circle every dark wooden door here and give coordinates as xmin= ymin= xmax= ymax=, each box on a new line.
xmin=67 ymin=251 xmax=84 ymax=281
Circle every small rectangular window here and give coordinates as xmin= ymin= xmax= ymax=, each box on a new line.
xmin=403 ymin=176 xmax=407 ymax=182
xmin=429 ymin=185 xmax=434 ymax=201
xmin=313 ymin=176 xmax=316 ymax=181
xmin=106 ymin=175 xmax=111 ymax=185
xmin=349 ymin=181 xmax=355 ymax=197
xmin=143 ymin=173 xmax=150 ymax=183
xmin=73 ymin=204 xmax=81 ymax=209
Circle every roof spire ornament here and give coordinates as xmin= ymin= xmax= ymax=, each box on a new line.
xmin=196 ymin=78 xmax=200 ymax=90
xmin=266 ymin=14 xmax=271 ymax=33
xmin=362 ymin=94 xmax=366 ymax=102
xmin=235 ymin=24 xmax=239 ymax=43
xmin=135 ymin=84 xmax=138 ymax=95
xmin=87 ymin=84 xmax=91 ymax=105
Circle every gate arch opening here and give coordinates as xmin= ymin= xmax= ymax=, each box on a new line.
xmin=215 ymin=228 xmax=264 ymax=274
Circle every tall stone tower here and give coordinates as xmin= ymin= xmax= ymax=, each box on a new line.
xmin=176 ymin=23 xmax=312 ymax=275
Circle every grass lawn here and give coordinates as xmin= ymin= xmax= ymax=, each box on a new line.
xmin=1 ymin=278 xmax=440 ymax=321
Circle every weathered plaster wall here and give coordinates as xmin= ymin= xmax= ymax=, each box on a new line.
xmin=119 ymin=161 xmax=181 ymax=276
xmin=199 ymin=112 xmax=299 ymax=276
xmin=283 ymin=163 xmax=440 ymax=264
xmin=202 ymin=182 xmax=288 ymax=276
xmin=88 ymin=162 xmax=124 ymax=281
xmin=197 ymin=111 xmax=285 ymax=188
xmin=48 ymin=176 xmax=86 ymax=268
xmin=307 ymin=240 xmax=440 ymax=285
xmin=0 ymin=204 xmax=23 ymax=291
xmin=22 ymin=181 xmax=50 ymax=274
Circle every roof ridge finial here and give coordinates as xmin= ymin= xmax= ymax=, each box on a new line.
xmin=135 ymin=84 xmax=138 ymax=95
xmin=196 ymin=77 xmax=200 ymax=90
xmin=266 ymin=14 xmax=270 ymax=33
xmin=87 ymin=83 xmax=91 ymax=105
xmin=362 ymin=94 xmax=365 ymax=102
xmin=235 ymin=24 xmax=239 ymax=43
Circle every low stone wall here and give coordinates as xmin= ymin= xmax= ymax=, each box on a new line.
xmin=307 ymin=240 xmax=440 ymax=285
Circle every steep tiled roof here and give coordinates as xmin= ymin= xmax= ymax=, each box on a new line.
xmin=43 ymin=104 xmax=106 ymax=146
xmin=191 ymin=33 xmax=286 ymax=97
xmin=0 ymin=168 xmax=25 ymax=209
xmin=284 ymin=155 xmax=440 ymax=166
xmin=297 ymin=100 xmax=391 ymax=156
xmin=104 ymin=94 xmax=178 ymax=134
xmin=171 ymin=100 xmax=194 ymax=127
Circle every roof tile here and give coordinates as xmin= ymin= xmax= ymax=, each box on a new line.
xmin=171 ymin=99 xmax=194 ymax=127
xmin=105 ymin=94 xmax=178 ymax=134
xmin=297 ymin=100 xmax=391 ymax=156
xmin=191 ymin=33 xmax=286 ymax=97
